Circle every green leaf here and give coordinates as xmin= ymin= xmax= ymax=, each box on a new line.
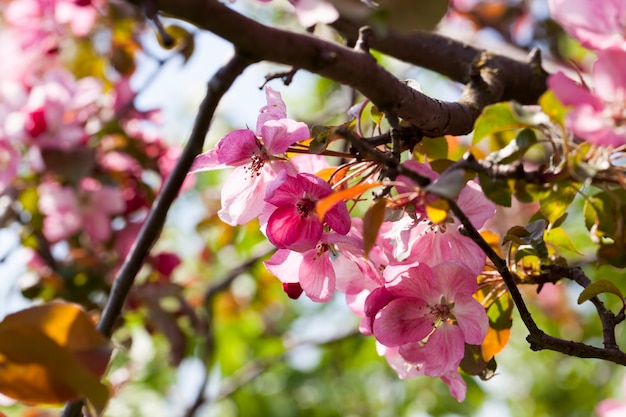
xmin=539 ymin=183 xmax=579 ymax=226
xmin=478 ymin=173 xmax=512 ymax=207
xmin=544 ymin=227 xmax=583 ymax=255
xmin=309 ymin=125 xmax=333 ymax=154
xmin=577 ymin=279 xmax=624 ymax=305
xmin=414 ymin=136 xmax=448 ymax=161
xmin=539 ymin=90 xmax=568 ymax=126
xmin=485 ymin=128 xmax=538 ymax=165
xmin=583 ymin=189 xmax=626 ymax=241
xmin=473 ymin=102 xmax=526 ymax=145
xmin=502 ymin=225 xmax=530 ymax=246
xmin=514 ymin=245 xmax=538 ymax=263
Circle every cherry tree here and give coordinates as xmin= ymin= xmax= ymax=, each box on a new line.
xmin=0 ymin=0 xmax=625 ymax=416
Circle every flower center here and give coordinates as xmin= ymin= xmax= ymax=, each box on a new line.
xmin=296 ymin=198 xmax=315 ymax=218
xmin=245 ymin=153 xmax=267 ymax=177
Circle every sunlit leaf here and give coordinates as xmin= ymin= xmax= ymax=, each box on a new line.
xmin=473 ymin=102 xmax=526 ymax=145
xmin=0 ymin=302 xmax=111 ymax=413
xmin=577 ymin=279 xmax=625 ymax=305
xmin=425 ymin=199 xmax=449 ymax=224
xmin=363 ymin=199 xmax=387 ymax=257
xmin=544 ymin=227 xmax=583 ymax=255
xmin=485 ymin=128 xmax=538 ymax=165
xmin=414 ymin=136 xmax=448 ymax=161
xmin=539 ymin=90 xmax=568 ymax=125
xmin=316 ymin=182 xmax=383 ymax=220
xmin=482 ymin=293 xmax=513 ymax=360
xmin=539 ymin=183 xmax=579 ymax=226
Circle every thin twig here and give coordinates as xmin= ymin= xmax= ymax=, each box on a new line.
xmin=60 ymin=51 xmax=253 ymax=417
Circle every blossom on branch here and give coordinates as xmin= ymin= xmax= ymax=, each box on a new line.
xmin=189 ymin=87 xmax=310 ymax=225
xmin=549 ymin=49 xmax=626 ymax=147
xmin=548 ymin=0 xmax=626 ymax=51
xmin=264 ymin=171 xmax=350 ymax=252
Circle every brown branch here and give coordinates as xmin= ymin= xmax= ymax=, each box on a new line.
xmin=446 ymin=200 xmax=626 ymax=366
xmin=60 ymin=52 xmax=252 ymax=417
xmin=537 ymin=265 xmax=626 ymax=350
xmin=331 ymin=18 xmax=548 ymax=105
xmin=333 ymin=133 xmax=626 ymax=366
xmin=148 ymin=0 xmax=548 ymax=136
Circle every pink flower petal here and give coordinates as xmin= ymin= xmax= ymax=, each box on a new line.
xmin=261 ymin=119 xmax=310 ymax=156
xmin=266 ymin=204 xmax=322 ymax=251
xmin=373 ymin=298 xmax=432 ymax=347
xmin=299 ymin=248 xmax=335 ymax=302
xmin=451 ymin=295 xmax=489 ymax=345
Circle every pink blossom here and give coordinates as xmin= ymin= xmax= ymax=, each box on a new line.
xmin=392 ymin=161 xmax=495 ymax=274
xmin=377 ymin=344 xmax=468 ymax=401
xmin=5 ymin=0 xmax=99 ymax=51
xmin=14 ymin=69 xmax=103 ymax=150
xmin=370 ymin=262 xmax=488 ymax=376
xmin=548 ymin=0 xmax=626 ymax=51
xmin=289 ymin=0 xmax=339 ymax=27
xmin=549 ymin=49 xmax=626 ymax=146
xmin=265 ymin=231 xmax=364 ymax=302
xmin=597 ymin=377 xmax=626 ymax=417
xmin=38 ymin=178 xmax=125 ymax=243
xmin=264 ymin=171 xmax=350 ymax=252
xmin=190 ymin=87 xmax=310 ymax=225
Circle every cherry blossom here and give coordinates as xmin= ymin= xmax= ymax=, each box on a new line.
xmin=265 ymin=234 xmax=361 ymax=302
xmin=548 ymin=0 xmax=626 ymax=51
xmin=391 ymin=161 xmax=496 ymax=274
xmin=549 ymin=49 xmax=626 ymax=146
xmin=189 ymin=87 xmax=310 ymax=225
xmin=597 ymin=376 xmax=626 ymax=417
xmin=264 ymin=171 xmax=350 ymax=252
xmin=370 ymin=262 xmax=488 ymax=376
xmin=38 ymin=178 xmax=125 ymax=243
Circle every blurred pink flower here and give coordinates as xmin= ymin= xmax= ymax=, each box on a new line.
xmin=597 ymin=376 xmax=626 ymax=417
xmin=548 ymin=0 xmax=626 ymax=51
xmin=549 ymin=49 xmax=626 ymax=146
xmin=38 ymin=178 xmax=125 ymax=243
xmin=5 ymin=0 xmax=99 ymax=51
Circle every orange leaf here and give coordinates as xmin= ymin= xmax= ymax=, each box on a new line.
xmin=482 ymin=326 xmax=511 ymax=361
xmin=316 ymin=182 xmax=383 ymax=220
xmin=0 ymin=302 xmax=111 ymax=414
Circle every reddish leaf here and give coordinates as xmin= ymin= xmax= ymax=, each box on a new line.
xmin=363 ymin=199 xmax=387 ymax=257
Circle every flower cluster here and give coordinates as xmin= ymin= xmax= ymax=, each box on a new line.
xmin=548 ymin=0 xmax=626 ymax=146
xmin=191 ymin=88 xmax=495 ymax=400
xmin=0 ymin=0 xmax=187 ymax=291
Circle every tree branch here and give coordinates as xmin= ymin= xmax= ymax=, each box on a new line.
xmin=60 ymin=51 xmax=252 ymax=417
xmin=148 ymin=0 xmax=548 ymax=136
